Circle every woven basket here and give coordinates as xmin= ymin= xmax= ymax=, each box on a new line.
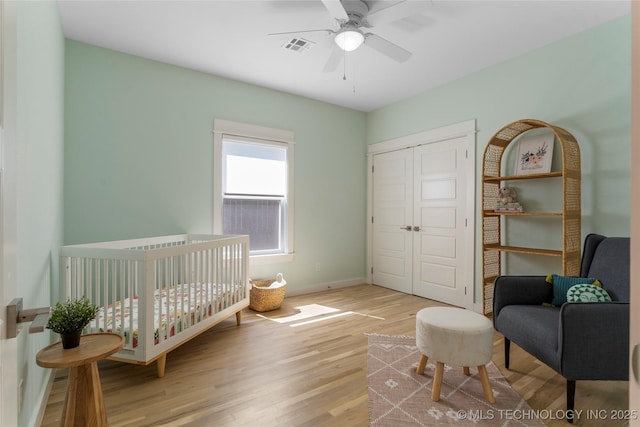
xmin=249 ymin=273 xmax=286 ymax=312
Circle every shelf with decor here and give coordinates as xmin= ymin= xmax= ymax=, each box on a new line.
xmin=481 ymin=119 xmax=581 ymax=314
xmin=483 ymin=244 xmax=563 ymax=257
xmin=483 ymin=171 xmax=564 ymax=182
xmin=483 ymin=211 xmax=563 ymax=217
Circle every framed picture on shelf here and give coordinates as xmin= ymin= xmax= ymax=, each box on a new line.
xmin=514 ymin=134 xmax=555 ymax=175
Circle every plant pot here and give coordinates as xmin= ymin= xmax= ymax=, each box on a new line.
xmin=61 ymin=331 xmax=82 ymax=349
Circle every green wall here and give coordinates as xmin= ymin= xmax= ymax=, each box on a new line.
xmin=64 ymin=41 xmax=367 ymax=292
xmin=13 ymin=1 xmax=65 ymax=425
xmin=367 ymin=16 xmax=631 ymax=302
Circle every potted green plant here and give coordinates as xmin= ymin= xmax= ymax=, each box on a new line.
xmin=46 ymin=296 xmax=100 ymax=349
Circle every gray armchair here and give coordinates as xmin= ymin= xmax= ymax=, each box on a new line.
xmin=493 ymin=234 xmax=629 ymax=423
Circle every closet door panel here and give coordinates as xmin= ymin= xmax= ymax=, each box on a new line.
xmin=413 ymin=138 xmax=468 ymax=307
xmin=371 ymin=149 xmax=413 ymax=294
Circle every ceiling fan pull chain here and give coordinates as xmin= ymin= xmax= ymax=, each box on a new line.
xmin=343 ymin=49 xmax=347 ymax=81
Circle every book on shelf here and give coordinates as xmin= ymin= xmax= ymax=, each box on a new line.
xmin=494 ymin=202 xmax=523 ymax=212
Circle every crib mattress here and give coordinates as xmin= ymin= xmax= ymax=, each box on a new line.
xmin=92 ymin=283 xmax=239 ymax=347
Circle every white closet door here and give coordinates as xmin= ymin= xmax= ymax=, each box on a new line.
xmin=371 ymin=149 xmax=413 ymax=294
xmin=412 ymin=138 xmax=468 ymax=306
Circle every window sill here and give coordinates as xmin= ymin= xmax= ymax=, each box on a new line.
xmin=250 ymin=253 xmax=294 ymax=265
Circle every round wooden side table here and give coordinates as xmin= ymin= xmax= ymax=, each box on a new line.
xmin=36 ymin=333 xmax=125 ymax=427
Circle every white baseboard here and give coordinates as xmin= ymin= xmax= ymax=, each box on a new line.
xmin=284 ymin=277 xmax=366 ymax=297
xmin=30 ymin=369 xmax=54 ymax=427
xmin=282 ymin=280 xmax=490 ymax=316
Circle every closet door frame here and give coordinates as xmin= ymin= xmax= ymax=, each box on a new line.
xmin=367 ymin=119 xmax=476 ymax=310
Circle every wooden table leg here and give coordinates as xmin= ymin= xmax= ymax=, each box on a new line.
xmin=61 ymin=362 xmax=108 ymax=427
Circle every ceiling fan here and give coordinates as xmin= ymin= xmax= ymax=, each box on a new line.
xmin=269 ymin=0 xmax=414 ymax=72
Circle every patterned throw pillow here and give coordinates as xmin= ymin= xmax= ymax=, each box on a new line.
xmin=546 ymin=274 xmax=601 ymax=306
xmin=566 ymin=283 xmax=612 ymax=303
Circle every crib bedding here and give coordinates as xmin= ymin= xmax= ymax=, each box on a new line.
xmin=92 ymin=283 xmax=240 ymax=347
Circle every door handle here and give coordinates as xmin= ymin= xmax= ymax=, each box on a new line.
xmin=6 ymin=298 xmax=51 ymax=338
xmin=400 ymin=226 xmax=412 ymax=231
xmin=413 ymin=226 xmax=421 ymax=232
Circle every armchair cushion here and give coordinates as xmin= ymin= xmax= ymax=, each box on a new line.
xmin=496 ymin=305 xmax=561 ymax=372
xmin=546 ymin=274 xmax=601 ymax=306
xmin=566 ymin=283 xmax=611 ymax=303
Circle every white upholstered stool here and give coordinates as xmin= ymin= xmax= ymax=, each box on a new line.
xmin=415 ymin=307 xmax=495 ymax=403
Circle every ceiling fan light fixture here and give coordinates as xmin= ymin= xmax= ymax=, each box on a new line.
xmin=334 ymin=28 xmax=364 ymax=52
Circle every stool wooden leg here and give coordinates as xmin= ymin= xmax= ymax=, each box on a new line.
xmin=463 ymin=366 xmax=470 ymax=376
xmin=431 ymin=362 xmax=445 ymax=401
xmin=477 ymin=365 xmax=495 ymax=403
xmin=416 ymin=354 xmax=428 ymax=375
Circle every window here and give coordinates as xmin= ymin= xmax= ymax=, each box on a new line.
xmin=222 ymin=139 xmax=287 ymax=254
xmin=213 ymin=120 xmax=294 ymax=262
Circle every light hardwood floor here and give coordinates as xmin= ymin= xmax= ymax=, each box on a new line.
xmin=41 ymin=284 xmax=628 ymax=426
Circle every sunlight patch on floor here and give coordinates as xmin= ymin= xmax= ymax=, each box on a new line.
xmin=257 ymin=303 xmax=340 ymax=323
xmin=257 ymin=303 xmax=385 ymax=327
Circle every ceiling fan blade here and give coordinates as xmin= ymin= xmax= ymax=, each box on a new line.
xmin=320 ymin=0 xmax=349 ymax=21
xmin=364 ymin=33 xmax=412 ymax=63
xmin=268 ymin=29 xmax=334 ymax=36
xmin=322 ymin=48 xmax=343 ymax=73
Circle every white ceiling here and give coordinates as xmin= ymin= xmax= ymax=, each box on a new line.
xmin=57 ymin=0 xmax=630 ymax=112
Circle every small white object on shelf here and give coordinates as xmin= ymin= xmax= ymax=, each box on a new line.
xmin=494 ymin=201 xmax=523 ymax=212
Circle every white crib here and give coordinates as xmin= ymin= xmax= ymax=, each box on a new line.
xmin=60 ymin=234 xmax=249 ymax=377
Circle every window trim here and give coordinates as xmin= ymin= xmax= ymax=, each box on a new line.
xmin=213 ymin=119 xmax=295 ymax=263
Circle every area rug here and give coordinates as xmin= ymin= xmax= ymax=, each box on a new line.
xmin=367 ymin=334 xmax=545 ymax=426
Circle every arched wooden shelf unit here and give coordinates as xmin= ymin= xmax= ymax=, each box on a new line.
xmin=482 ymin=119 xmax=581 ymax=314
